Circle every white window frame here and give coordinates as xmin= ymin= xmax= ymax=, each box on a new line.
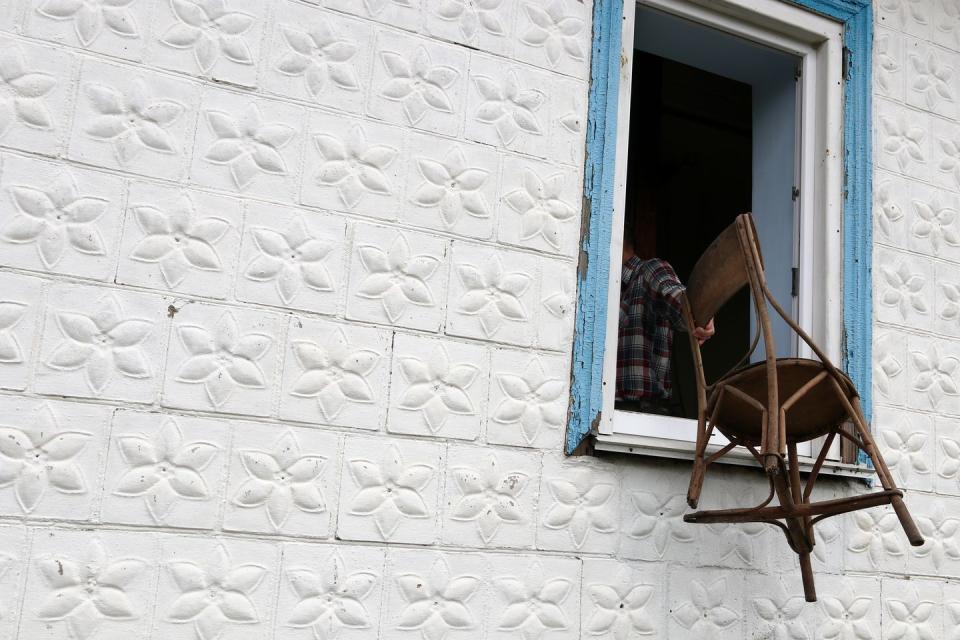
xmin=595 ymin=0 xmax=870 ymax=478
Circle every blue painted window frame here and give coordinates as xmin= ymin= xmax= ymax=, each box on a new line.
xmin=566 ymin=0 xmax=873 ymax=456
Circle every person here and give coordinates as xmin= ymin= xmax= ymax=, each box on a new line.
xmin=616 ymin=215 xmax=715 ymax=415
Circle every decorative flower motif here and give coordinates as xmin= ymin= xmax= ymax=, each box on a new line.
xmin=348 ymin=444 xmax=433 ymax=540
xmin=0 ymin=45 xmax=55 ymax=135
xmin=587 ymin=582 xmax=654 ymax=639
xmin=396 ymin=556 xmax=479 ymax=640
xmin=874 ymin=337 xmax=904 ymax=398
xmin=286 ymin=552 xmax=377 ymax=639
xmin=166 ymin=543 xmax=266 ymax=640
xmin=671 ymin=579 xmax=739 ymax=633
xmin=113 ymin=418 xmax=219 ymax=523
xmin=493 ymin=359 xmax=565 ymax=444
xmin=161 ymin=0 xmax=255 ymax=73
xmin=0 ymin=403 xmax=90 ymax=514
xmin=910 ymin=52 xmax=953 ymax=108
xmin=520 ymin=2 xmax=585 ymax=66
xmin=356 ymin=235 xmax=439 ymax=323
xmin=880 ymin=261 xmax=927 ymax=320
xmin=543 ymin=277 xmax=574 ymax=319
xmin=0 ymin=172 xmax=107 ymax=269
xmin=129 ymin=193 xmax=229 ymax=288
xmin=912 ymin=346 xmax=959 ymax=408
xmin=232 ymin=430 xmax=326 ymax=530
xmin=752 ymin=594 xmax=806 ymax=640
xmin=911 ymin=198 xmax=960 ymax=253
xmin=397 ymin=345 xmax=479 ymax=432
xmin=704 ymin=516 xmax=766 ymax=566
xmin=940 ymin=135 xmax=960 ymax=189
xmin=949 ymin=601 xmax=960 ymax=640
xmin=473 ymin=70 xmax=544 ymax=144
xmin=627 ymin=491 xmax=695 ymax=557
xmin=435 ymin=0 xmax=505 ymax=41
xmin=449 ymin=454 xmax=527 ymax=543
xmin=886 ymin=592 xmax=935 ymax=640
xmin=821 ymin=590 xmax=874 ymax=640
xmin=875 ymin=33 xmax=901 ymax=96
xmin=289 ymin=329 xmax=378 ymax=420
xmin=84 ymin=80 xmax=184 ymax=165
xmin=939 ymin=1 xmax=960 ymax=46
xmin=914 ymin=506 xmax=960 ymax=569
xmin=37 ymin=0 xmax=139 ymax=47
xmin=848 ymin=509 xmax=904 ymax=567
xmin=543 ymin=468 xmax=615 ymax=548
xmin=940 ymin=436 xmax=960 ymax=485
xmin=46 ymin=295 xmax=153 ymax=394
xmin=0 ymin=301 xmax=27 ymax=363
xmin=456 ymin=255 xmax=531 ymax=337
xmin=881 ymin=114 xmax=926 ymax=172
xmin=35 ymin=539 xmax=145 ymax=640
xmin=412 ymin=147 xmax=490 ymax=227
xmin=875 ymin=181 xmax=903 ymax=239
xmin=314 ymin=124 xmax=398 ymax=208
xmin=203 ymin=104 xmax=295 ymax=189
xmin=380 ymin=46 xmax=459 ymax=125
xmin=175 ymin=311 xmax=271 ymax=408
xmin=496 ymin=562 xmax=570 ymax=638
xmin=276 ymin=22 xmax=360 ymax=98
xmin=362 ymin=0 xmax=412 ymax=17
xmin=245 ymin=218 xmax=335 ymax=304
xmin=878 ymin=0 xmax=926 ymax=27
xmin=880 ymin=425 xmax=930 ymax=485
xmin=504 ymin=167 xmax=576 ymax=249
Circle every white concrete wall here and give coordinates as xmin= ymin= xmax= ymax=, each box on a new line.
xmin=0 ymin=0 xmax=955 ymax=638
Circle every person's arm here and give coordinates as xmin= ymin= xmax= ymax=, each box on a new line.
xmin=644 ymin=260 xmax=687 ymax=330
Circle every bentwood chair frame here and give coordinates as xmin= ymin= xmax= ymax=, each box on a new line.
xmin=681 ymin=213 xmax=923 ymax=602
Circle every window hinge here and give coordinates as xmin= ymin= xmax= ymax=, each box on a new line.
xmin=842 ymin=47 xmax=851 ymax=80
xmin=792 ymin=186 xmax=800 ymax=201
xmin=791 ymin=267 xmax=800 ymax=297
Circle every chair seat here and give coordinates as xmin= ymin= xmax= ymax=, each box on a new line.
xmin=709 ymin=358 xmax=855 ymax=446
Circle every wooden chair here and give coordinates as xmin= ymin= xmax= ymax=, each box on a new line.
xmin=681 ymin=213 xmax=923 ymax=602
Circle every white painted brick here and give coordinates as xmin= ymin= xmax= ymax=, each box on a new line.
xmin=326 ymin=0 xmax=423 ymax=33
xmin=667 ymin=566 xmax=744 ymax=640
xmin=806 ymin=574 xmax=882 ymax=639
xmin=0 ymin=272 xmax=43 ymax=391
xmin=906 ymin=180 xmax=960 ymax=262
xmin=536 ymin=455 xmax=618 ymax=554
xmin=0 ymin=396 xmax=110 ymax=521
xmin=905 ymin=333 xmax=960 ymax=415
xmin=486 ymin=347 xmax=568 ymax=449
xmin=618 ymin=460 xmax=697 ymax=563
xmin=25 ymin=0 xmax=151 ymax=60
xmin=337 ymin=435 xmax=443 ymax=544
xmin=581 ymin=557 xmax=662 ymax=640
xmin=881 ymin=577 xmax=942 ymax=640
xmin=512 ymin=0 xmax=591 ymax=79
xmin=35 ymin=283 xmax=169 ymax=403
xmin=487 ymin=552 xmax=581 ymax=639
xmin=275 ymin=541 xmax=387 ymax=640
xmin=535 ymin=256 xmax=576 ymax=351
xmin=0 ymin=154 xmax=125 ymax=282
xmin=745 ymin=572 xmax=819 ymax=640
xmin=875 ymin=246 xmax=934 ymax=332
xmin=843 ymin=500 xmax=909 ymax=575
xmin=117 ymin=181 xmax=243 ymax=298
xmin=236 ymin=201 xmax=348 ymax=314
xmin=694 ymin=473 xmax=772 ymax=571
xmin=162 ymin=302 xmax=282 ymax=415
xmin=874 ymin=405 xmax=935 ymax=491
xmin=441 ymin=443 xmax=539 ymax=549
xmin=100 ymin=409 xmax=229 ymax=530
xmin=906 ymin=491 xmax=960 ymax=577
xmin=876 ymin=99 xmax=932 ymax=183
xmin=0 ymin=525 xmax=27 ymax=640
xmin=279 ymin=314 xmax=392 ymax=430
xmin=222 ymin=421 xmax=340 ymax=538
xmin=422 ymin=0 xmax=517 ymax=57
xmin=387 ymin=332 xmax=488 ymax=440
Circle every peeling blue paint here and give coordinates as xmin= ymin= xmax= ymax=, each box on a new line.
xmin=567 ymin=0 xmax=874 ymax=463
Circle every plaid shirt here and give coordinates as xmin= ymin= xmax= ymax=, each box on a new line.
xmin=617 ymin=257 xmax=687 ymax=401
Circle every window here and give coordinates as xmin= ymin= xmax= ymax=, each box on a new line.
xmin=567 ymin=0 xmax=874 ymax=476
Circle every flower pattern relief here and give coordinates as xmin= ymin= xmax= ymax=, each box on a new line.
xmin=671 ymin=579 xmax=739 ymax=634
xmin=1 ymin=172 xmax=108 ymax=270
xmin=46 ymin=295 xmax=153 ymax=394
xmin=161 ymin=0 xmax=256 ymax=73
xmin=0 ymin=301 xmax=27 ymax=363
xmin=880 ymin=261 xmax=928 ymax=320
xmin=473 ymin=70 xmax=545 ymax=144
xmin=886 ymin=591 xmax=936 ymax=640
xmin=752 ymin=594 xmax=807 ymax=640
xmin=542 ymin=277 xmax=574 ymax=320
xmin=396 ymin=556 xmax=479 ymax=640
xmin=412 ymin=146 xmax=491 ymax=228
xmin=874 ymin=337 xmax=904 ymax=398
xmin=314 ymin=124 xmax=398 ymax=208
xmin=942 ymin=133 xmax=960 ymax=189
xmin=245 ymin=218 xmax=336 ymax=305
xmin=704 ymin=515 xmax=766 ymax=566
xmin=878 ymin=0 xmax=927 ymax=28
xmin=35 ymin=539 xmax=146 ymax=640
xmin=520 ymin=2 xmax=586 ymax=66
xmin=289 ymin=329 xmax=379 ymax=420
xmin=0 ymin=403 xmax=90 ymax=514
xmin=912 ymin=346 xmax=959 ymax=408
xmin=504 ymin=167 xmax=576 ymax=250
xmin=940 ymin=435 xmax=960 ymax=488
xmin=37 ymin=0 xmax=139 ymax=47
xmin=875 ymin=181 xmax=904 ymax=240
xmin=848 ymin=509 xmax=904 ymax=567
xmin=356 ymin=234 xmax=439 ymax=323
xmin=876 ymin=33 xmax=901 ymax=97
xmin=881 ymin=114 xmax=926 ymax=172
xmin=362 ymin=0 xmax=412 ymax=17
xmin=910 ymin=52 xmax=954 ymax=108
xmin=880 ymin=425 xmax=930 ymax=485
xmin=496 ymin=562 xmax=570 ymax=638
xmin=0 ymin=45 xmax=56 ymax=135
xmin=204 ymin=105 xmax=295 ymax=189
xmin=627 ymin=491 xmax=695 ymax=557
xmin=286 ymin=552 xmax=377 ymax=639
xmin=914 ymin=507 xmax=960 ymax=570
xmin=276 ymin=21 xmax=360 ymax=98
xmin=821 ymin=589 xmax=874 ymax=640
xmin=449 ymin=453 xmax=527 ymax=543
xmin=911 ymin=198 xmax=960 ymax=254
xmin=543 ymin=468 xmax=615 ymax=548
xmin=175 ymin=311 xmax=272 ymax=408
xmin=493 ymin=359 xmax=565 ymax=444
xmin=347 ymin=444 xmax=433 ymax=540
xmin=587 ymin=580 xmax=655 ymax=639
xmin=166 ymin=543 xmax=266 ymax=640
xmin=232 ymin=430 xmax=326 ymax=531
xmin=380 ymin=46 xmax=459 ymax=125
xmin=113 ymin=418 xmax=219 ymax=523
xmin=129 ymin=193 xmax=230 ymax=288
xmin=397 ymin=344 xmax=479 ymax=433
xmin=435 ymin=0 xmax=505 ymax=41
xmin=456 ymin=255 xmax=532 ymax=337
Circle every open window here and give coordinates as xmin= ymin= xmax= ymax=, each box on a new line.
xmin=592 ymin=0 xmax=866 ymax=475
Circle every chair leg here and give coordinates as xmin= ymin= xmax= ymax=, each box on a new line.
xmin=687 ymin=412 xmax=710 ymax=509
xmin=892 ymin=495 xmax=924 ymax=547
xmin=799 ymin=551 xmax=816 ymax=602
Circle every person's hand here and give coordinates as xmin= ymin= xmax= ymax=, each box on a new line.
xmin=693 ymin=318 xmax=715 ymax=346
